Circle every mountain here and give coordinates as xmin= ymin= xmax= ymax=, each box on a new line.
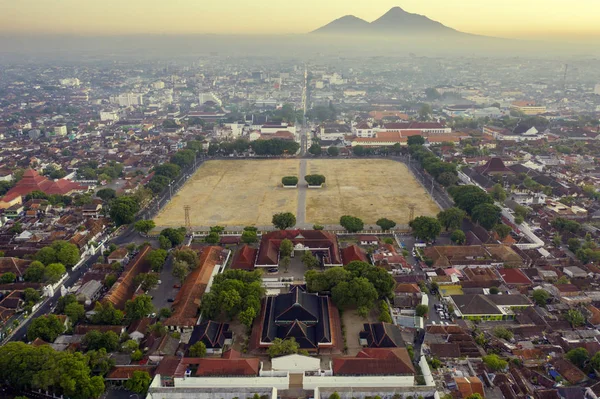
xmin=311 ymin=15 xmax=371 ymax=34
xmin=311 ymin=6 xmax=469 ymax=36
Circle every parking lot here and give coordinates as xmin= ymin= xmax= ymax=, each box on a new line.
xmin=262 ymin=254 xmax=308 ymax=283
xmin=149 ymin=254 xmax=181 ymax=312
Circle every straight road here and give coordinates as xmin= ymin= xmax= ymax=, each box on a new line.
xmin=296 ymin=159 xmax=309 ymax=228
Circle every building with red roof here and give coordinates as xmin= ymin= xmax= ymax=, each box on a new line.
xmin=497 ymin=268 xmax=532 ymax=286
xmin=341 ymin=244 xmax=368 ymax=265
xmin=332 ymin=348 xmax=415 ymax=377
xmin=230 ymin=245 xmax=257 ymax=270
xmin=0 ymin=169 xmax=86 ymax=208
xmin=255 ymin=230 xmax=342 ymax=267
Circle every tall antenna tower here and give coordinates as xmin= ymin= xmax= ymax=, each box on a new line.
xmin=184 ymin=205 xmax=192 ymax=234
xmin=408 ymin=203 xmax=416 ymax=223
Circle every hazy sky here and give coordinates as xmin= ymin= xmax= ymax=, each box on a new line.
xmin=1 ymin=0 xmax=599 ymax=39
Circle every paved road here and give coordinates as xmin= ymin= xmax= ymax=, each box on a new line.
xmin=296 ymin=158 xmax=309 ymax=228
xmin=9 ymin=251 xmax=102 ymax=342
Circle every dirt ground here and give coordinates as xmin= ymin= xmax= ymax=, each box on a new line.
xmin=305 ymin=159 xmax=439 ymax=225
xmin=342 ymin=309 xmax=378 ymax=356
xmin=154 ymin=159 xmax=299 ymax=228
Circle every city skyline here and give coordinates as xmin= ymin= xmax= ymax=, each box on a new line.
xmin=2 ymin=0 xmax=600 ymax=40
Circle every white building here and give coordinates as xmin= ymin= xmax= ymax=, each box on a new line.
xmin=99 ymin=111 xmax=120 ymax=122
xmin=152 ymin=81 xmax=165 ymax=89
xmin=54 ymin=125 xmax=68 ymax=136
xmin=110 ymin=93 xmax=144 ymax=107
xmin=59 ymin=78 xmax=80 ymax=87
xmin=199 ymin=92 xmax=222 ymax=106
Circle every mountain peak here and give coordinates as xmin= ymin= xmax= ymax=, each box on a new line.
xmin=311 ymin=7 xmax=463 ymax=36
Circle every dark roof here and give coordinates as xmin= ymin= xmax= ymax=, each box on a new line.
xmin=189 ymin=320 xmax=231 ymax=349
xmin=260 ymin=285 xmax=332 ymax=349
xmin=360 ymin=322 xmax=405 ymax=348
xmin=451 ymin=294 xmax=502 ymax=316
xmin=475 ymin=157 xmax=513 ymax=175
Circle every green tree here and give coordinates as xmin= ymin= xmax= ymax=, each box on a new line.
xmin=514 ymin=205 xmax=530 ymax=219
xmin=109 ymin=196 xmax=140 ymax=226
xmin=471 ymin=203 xmax=502 ymax=230
xmin=279 ymin=239 xmax=293 ymax=257
xmin=552 ymin=233 xmax=562 ymax=247
xmin=82 ymin=331 xmax=120 ymax=352
xmin=493 ymin=224 xmax=512 ymax=240
xmin=329 ymin=392 xmax=341 ymax=399
xmin=568 ymin=238 xmax=581 ymax=253
xmin=565 ymin=309 xmax=586 ymax=327
xmin=173 ymin=248 xmax=199 ymax=266
xmin=272 ymin=212 xmax=296 ymax=230
xmin=482 ymin=354 xmax=508 ymax=371
xmin=376 ymin=218 xmax=396 ymax=231
xmin=91 ymin=301 xmax=124 ymax=325
xmin=160 ymin=227 xmax=186 ymax=247
xmin=239 ymin=306 xmax=257 ymax=328
xmin=241 ymin=230 xmax=259 ymax=244
xmin=465 ymin=394 xmax=483 ymax=399
xmin=27 ymin=314 xmax=65 ymax=342
xmin=415 ymin=304 xmax=429 ymax=317
xmin=267 ymin=337 xmax=304 ymax=358
xmin=0 ymin=342 xmax=104 ymax=399
xmin=408 ymin=135 xmax=425 ymax=146
xmin=410 ymin=216 xmax=441 ymax=242
xmin=134 ymin=220 xmax=156 ymax=234
xmin=514 ymin=216 xmax=524 ymax=225
xmin=124 ymin=370 xmax=151 ymax=395
xmin=172 ymin=260 xmax=190 ymax=284
xmin=327 ymin=146 xmax=339 ymax=156
xmin=532 ymin=289 xmax=550 ymax=307
xmin=0 ymin=272 xmax=16 ymax=284
xmin=340 ymin=215 xmax=364 ymax=233
xmin=205 ymin=232 xmax=220 ymax=244
xmin=332 ymin=277 xmax=378 ymax=309
xmin=301 ymin=251 xmax=320 ymax=269
xmin=125 ymin=295 xmax=154 ymax=321
xmin=492 ymin=327 xmax=513 ymax=340
xmin=590 ymin=352 xmax=600 ymax=371
xmin=96 ymin=188 xmax=116 ymax=202
xmin=134 ymin=273 xmax=159 ymax=291
xmin=450 ymin=229 xmax=466 ymax=245
xmin=437 ymin=208 xmax=466 ymax=231
xmin=24 ymin=261 xmax=46 ymax=282
xmin=146 ymin=249 xmax=168 ymax=272
xmin=282 ymin=176 xmax=299 ymax=186
xmin=491 ymin=184 xmax=507 ymax=202
xmin=44 ymin=263 xmax=66 ymax=284
xmin=64 ymin=302 xmax=85 ymax=324
xmin=280 ymin=256 xmax=291 ymax=273
xmin=448 ymin=185 xmax=493 ymax=214
xmin=36 ymin=246 xmax=57 ymax=265
xmin=308 ymin=143 xmax=322 ymax=156
xmin=305 ymin=174 xmax=326 ymax=186
xmin=378 ymin=301 xmax=393 ymax=323
xmin=189 ymin=341 xmax=207 ymax=357
xmin=566 ymin=347 xmax=589 ymax=369
xmin=437 ymin=172 xmax=458 ymax=187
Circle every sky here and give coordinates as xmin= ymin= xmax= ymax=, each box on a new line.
xmin=1 ymin=0 xmax=599 ymax=39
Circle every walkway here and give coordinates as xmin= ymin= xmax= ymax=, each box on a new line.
xmin=295 ymin=158 xmax=310 ymax=228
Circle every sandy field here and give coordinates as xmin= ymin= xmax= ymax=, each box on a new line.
xmin=154 ymin=158 xmax=439 ymax=228
xmin=305 ymin=159 xmax=439 ymax=225
xmin=154 ymin=159 xmax=299 ymax=227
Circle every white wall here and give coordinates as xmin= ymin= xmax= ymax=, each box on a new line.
xmin=173 ymin=376 xmax=289 ymax=390
xmin=303 ymin=375 xmax=414 ymax=389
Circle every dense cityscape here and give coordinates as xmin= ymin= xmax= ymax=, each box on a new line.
xmin=1 ymin=25 xmax=600 ymax=399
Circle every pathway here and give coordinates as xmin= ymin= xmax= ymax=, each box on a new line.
xmin=295 ymin=158 xmax=310 ymax=228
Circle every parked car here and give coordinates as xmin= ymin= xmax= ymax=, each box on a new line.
xmin=167 ymin=298 xmax=174 ymax=303
xmin=268 ymin=268 xmax=279 ymax=273
xmin=173 ymin=284 xmax=180 ymax=289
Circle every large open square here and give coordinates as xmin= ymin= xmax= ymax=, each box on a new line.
xmin=153 ymin=158 xmax=439 ymax=228
xmin=305 ymin=159 xmax=440 ymax=225
xmin=154 ymin=159 xmax=299 ymax=228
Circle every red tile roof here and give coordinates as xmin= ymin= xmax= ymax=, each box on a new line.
xmin=103 ymin=246 xmax=151 ymax=309
xmin=164 ymin=246 xmax=223 ymax=328
xmin=333 ymin=348 xmax=415 ymax=376
xmin=498 ymin=268 xmax=532 ymax=285
xmin=2 ymin=168 xmax=86 ymax=202
xmin=231 ymin=245 xmax=257 ymax=270
xmin=341 ymin=245 xmax=368 ymax=265
xmin=256 ymin=230 xmax=341 ymax=266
